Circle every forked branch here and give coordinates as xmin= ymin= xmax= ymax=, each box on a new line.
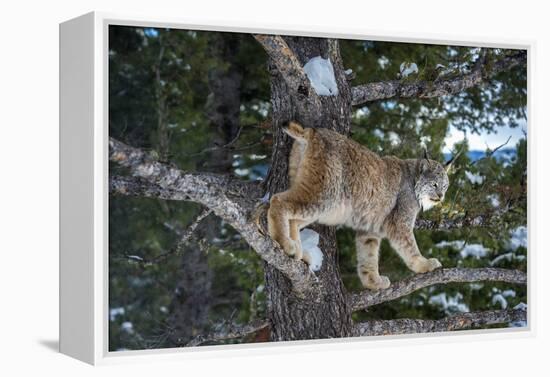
xmin=109 ymin=138 xmax=320 ymax=295
xmin=253 ymin=34 xmax=313 ymax=96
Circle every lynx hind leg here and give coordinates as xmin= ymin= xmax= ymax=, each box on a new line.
xmin=267 ymin=193 xmax=303 ymax=260
xmin=289 ymin=220 xmax=308 ymax=260
xmin=356 ymin=232 xmax=391 ymax=290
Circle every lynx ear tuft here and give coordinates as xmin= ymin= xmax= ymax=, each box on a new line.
xmin=422 ymin=147 xmax=430 ymax=161
xmin=283 ymin=121 xmax=306 ymax=141
xmin=445 ymin=145 xmax=465 ymax=173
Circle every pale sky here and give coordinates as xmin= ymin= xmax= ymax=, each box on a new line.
xmin=443 ymin=120 xmax=527 ymax=153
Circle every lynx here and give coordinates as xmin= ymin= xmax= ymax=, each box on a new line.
xmin=267 ymin=121 xmax=456 ymax=290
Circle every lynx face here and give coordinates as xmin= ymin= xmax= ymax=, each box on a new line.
xmin=415 ymin=160 xmax=449 ymax=211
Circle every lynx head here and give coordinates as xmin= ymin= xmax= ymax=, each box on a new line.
xmin=415 ymin=148 xmax=458 ymax=211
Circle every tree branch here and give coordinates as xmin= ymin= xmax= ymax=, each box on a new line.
xmin=186 ymin=320 xmax=269 ymax=347
xmin=109 ymin=137 xmax=321 ymax=295
xmin=352 ymin=308 xmax=526 ymax=336
xmin=253 ymin=34 xmax=317 ymax=99
xmin=122 ymin=208 xmax=213 ymax=267
xmin=110 ymin=175 xmax=189 ymax=201
xmin=111 ymin=175 xmax=501 ymax=231
xmin=414 ymin=211 xmax=503 ymax=230
xmin=351 ymin=51 xmax=526 ymax=105
xmin=351 ymin=268 xmax=526 ymax=311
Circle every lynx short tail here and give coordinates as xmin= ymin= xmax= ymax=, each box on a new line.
xmin=283 ymin=121 xmax=307 ymax=142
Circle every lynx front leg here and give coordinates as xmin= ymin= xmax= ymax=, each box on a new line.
xmin=356 ymin=232 xmax=391 ymax=290
xmin=267 ymin=193 xmax=303 ymax=260
xmin=388 ymin=228 xmax=441 ymax=273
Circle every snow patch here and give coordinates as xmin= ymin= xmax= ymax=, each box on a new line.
xmin=460 ymin=244 xmax=489 ymax=259
xmin=492 ymin=294 xmax=508 ymax=309
xmin=400 ymin=62 xmax=418 ymax=77
xmin=490 ymin=252 xmax=526 ymax=266
xmin=510 ymin=302 xmax=528 ymax=327
xmin=420 ymin=135 xmax=431 ymax=148
xmin=126 ymin=255 xmax=144 ymax=263
xmin=469 ymin=283 xmax=484 ymax=290
xmin=300 ymin=228 xmax=324 ymax=272
xmin=303 ymin=56 xmax=339 ymax=96
xmin=110 ymin=307 xmax=125 ymax=321
xmin=121 ymin=321 xmax=134 ymax=334
xmin=373 ymin=129 xmax=384 ymax=139
xmin=428 ymin=292 xmax=469 ymax=314
xmin=234 ymin=168 xmax=250 ymax=176
xmin=487 ymin=194 xmax=500 ymax=208
xmin=378 ymin=56 xmax=390 ymax=69
xmin=435 ymin=240 xmax=489 ymax=259
xmin=388 ymin=131 xmax=401 ymax=146
xmin=465 ymin=171 xmax=484 ymax=185
xmin=509 ymin=226 xmax=527 ymax=250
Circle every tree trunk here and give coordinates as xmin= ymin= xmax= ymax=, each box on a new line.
xmin=264 ymin=37 xmax=354 ymax=341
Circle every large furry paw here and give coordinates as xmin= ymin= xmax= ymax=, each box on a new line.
xmin=411 ymin=257 xmax=442 ymax=273
xmin=359 ymin=272 xmax=391 ymax=290
xmin=282 ymin=239 xmax=303 ymax=261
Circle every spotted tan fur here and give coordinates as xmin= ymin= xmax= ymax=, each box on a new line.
xmin=268 ymin=121 xmax=450 ymax=290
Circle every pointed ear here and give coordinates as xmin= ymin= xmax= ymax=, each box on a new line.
xmin=418 ymin=158 xmax=429 ymax=174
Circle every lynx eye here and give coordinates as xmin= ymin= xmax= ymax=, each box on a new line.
xmin=432 ymin=182 xmax=438 ymax=188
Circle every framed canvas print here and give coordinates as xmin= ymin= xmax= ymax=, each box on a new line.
xmin=60 ymin=12 xmax=531 ymax=365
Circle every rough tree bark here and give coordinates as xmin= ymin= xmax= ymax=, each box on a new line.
xmin=260 ymin=36 xmax=355 ymax=341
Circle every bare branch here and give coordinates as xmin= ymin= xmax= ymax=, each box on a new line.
xmin=110 ymin=175 xmax=189 ymax=201
xmin=352 ymin=308 xmax=526 ymax=336
xmin=186 ymin=320 xmax=269 ymax=347
xmin=414 ymin=211 xmax=503 ymax=230
xmin=469 ymin=135 xmax=513 ymax=167
xmin=118 ymin=209 xmax=212 ymax=267
xmin=351 ymin=268 xmax=526 ymax=311
xmin=351 ymin=51 xmax=526 ymax=105
xmin=254 ymin=35 xmax=313 ymax=95
xmin=109 ymin=137 xmax=320 ymax=295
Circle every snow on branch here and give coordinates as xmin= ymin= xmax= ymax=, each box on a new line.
xmin=186 ymin=320 xmax=269 ymax=347
xmin=109 ymin=137 xmax=321 ymax=295
xmin=351 ymin=51 xmax=526 ymax=105
xmin=351 ymin=268 xmax=527 ymax=311
xmin=253 ymin=35 xmax=318 ymax=99
xmin=352 ymin=308 xmax=526 ymax=336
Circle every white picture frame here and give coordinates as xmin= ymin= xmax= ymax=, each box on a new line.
xmin=59 ymin=11 xmax=534 ymax=365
